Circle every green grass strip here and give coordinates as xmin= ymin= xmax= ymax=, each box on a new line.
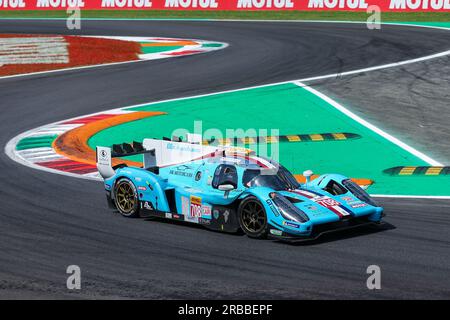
xmin=202 ymin=43 xmax=224 ymax=48
xmin=87 ymin=83 xmax=450 ymax=196
xmin=141 ymin=44 xmax=183 ymax=54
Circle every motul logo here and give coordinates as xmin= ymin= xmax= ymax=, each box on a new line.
xmin=165 ymin=0 xmax=218 ymax=8
xmin=389 ymin=0 xmax=450 ymax=9
xmin=237 ymin=0 xmax=295 ymax=8
xmin=101 ymin=0 xmax=152 ymax=8
xmin=308 ymin=0 xmax=368 ymax=8
xmin=37 ymin=0 xmax=85 ymax=7
xmin=0 ymin=0 xmax=26 ymax=7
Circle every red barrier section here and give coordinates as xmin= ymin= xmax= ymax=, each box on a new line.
xmin=0 ymin=0 xmax=448 ymax=11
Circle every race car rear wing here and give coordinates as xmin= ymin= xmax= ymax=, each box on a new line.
xmin=96 ymin=134 xmax=222 ymax=180
xmin=96 ymin=146 xmax=115 ymax=179
xmin=96 ymin=141 xmax=157 ymax=180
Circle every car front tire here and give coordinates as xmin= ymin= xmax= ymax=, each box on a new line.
xmin=238 ymin=196 xmax=268 ymax=239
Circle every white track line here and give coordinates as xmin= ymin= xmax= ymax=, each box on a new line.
xmin=294 ymin=81 xmax=443 ymax=167
xmin=0 ymin=56 xmax=146 ymax=81
xmin=298 ymin=50 xmax=450 ymax=83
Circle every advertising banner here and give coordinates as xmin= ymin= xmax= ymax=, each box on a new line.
xmin=0 ymin=0 xmax=448 ymax=12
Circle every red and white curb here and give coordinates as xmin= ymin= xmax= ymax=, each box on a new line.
xmin=6 ymin=108 xmax=135 ymax=181
xmin=0 ymin=36 xmax=69 ymax=65
xmin=0 ymin=35 xmax=228 ymax=80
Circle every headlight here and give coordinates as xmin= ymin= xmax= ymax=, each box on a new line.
xmin=342 ymin=179 xmax=377 ymax=206
xmin=270 ymin=193 xmax=309 ymax=223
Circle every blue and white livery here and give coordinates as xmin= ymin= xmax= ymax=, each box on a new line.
xmin=96 ymin=135 xmax=384 ymax=241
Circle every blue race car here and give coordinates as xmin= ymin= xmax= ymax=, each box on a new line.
xmin=96 ymin=135 xmax=384 ymax=241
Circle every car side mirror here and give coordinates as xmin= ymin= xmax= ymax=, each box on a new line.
xmin=303 ymin=170 xmax=313 ymax=184
xmin=218 ymin=184 xmax=235 ymax=199
xmin=218 ymin=184 xmax=235 ymax=191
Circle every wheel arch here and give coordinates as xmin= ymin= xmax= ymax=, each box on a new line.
xmin=237 ymin=187 xmax=275 ymax=214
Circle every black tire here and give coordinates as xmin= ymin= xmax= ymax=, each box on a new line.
xmin=238 ymin=196 xmax=268 ymax=239
xmin=114 ymin=178 xmax=140 ymax=218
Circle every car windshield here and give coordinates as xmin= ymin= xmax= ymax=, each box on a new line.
xmin=243 ymin=166 xmax=299 ymax=191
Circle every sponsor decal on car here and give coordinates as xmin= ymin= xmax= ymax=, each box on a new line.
xmin=165 ymin=212 xmax=173 ymax=219
xmin=166 ymin=143 xmax=201 ymax=153
xmin=184 ymin=187 xmax=203 ymax=193
xmin=314 ymin=196 xmax=352 ymax=217
xmin=295 ymin=190 xmax=352 ymax=218
xmin=350 ymin=202 xmax=368 ymax=208
xmin=266 ymin=199 xmax=280 ymax=216
xmin=223 ymin=210 xmax=230 ymax=223
xmin=316 ymin=197 xmax=340 ymax=208
xmin=142 ymin=201 xmax=154 ymax=210
xmin=202 ymin=204 xmax=212 ymax=217
xmin=181 ymin=196 xmax=189 ymax=216
xmin=270 ymin=229 xmax=283 ymax=236
xmin=199 ymin=218 xmax=211 ymax=225
xmin=212 ymin=207 xmax=233 ymax=226
xmin=219 ymin=157 xmax=242 ymax=164
xmin=138 ymin=186 xmax=147 ymax=191
xmin=190 ymin=196 xmax=202 ymax=218
xmin=169 ymin=170 xmax=193 ymax=178
xmin=283 ymin=221 xmax=300 ymax=228
xmin=98 ymin=149 xmax=109 ymax=163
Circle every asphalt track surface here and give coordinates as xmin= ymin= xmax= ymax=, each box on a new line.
xmin=1 ymin=20 xmax=450 ymax=299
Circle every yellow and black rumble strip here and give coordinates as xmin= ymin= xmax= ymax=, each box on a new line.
xmin=202 ymin=132 xmax=360 ymax=145
xmin=383 ymin=166 xmax=450 ymax=176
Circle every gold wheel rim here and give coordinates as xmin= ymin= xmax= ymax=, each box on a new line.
xmin=241 ymin=200 xmax=266 ymax=233
xmin=116 ymin=182 xmax=136 ymax=214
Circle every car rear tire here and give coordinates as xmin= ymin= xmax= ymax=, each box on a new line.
xmin=238 ymin=196 xmax=268 ymax=239
xmin=114 ymin=178 xmax=140 ymax=218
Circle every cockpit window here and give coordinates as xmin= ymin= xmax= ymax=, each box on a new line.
xmin=243 ymin=165 xmax=299 ymax=190
xmin=242 ymin=169 xmax=260 ymax=186
xmin=212 ymin=164 xmax=238 ymax=189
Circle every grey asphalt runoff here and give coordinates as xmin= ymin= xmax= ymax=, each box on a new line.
xmin=306 ymin=55 xmax=450 ymax=165
xmin=0 ymin=19 xmax=449 ymax=299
